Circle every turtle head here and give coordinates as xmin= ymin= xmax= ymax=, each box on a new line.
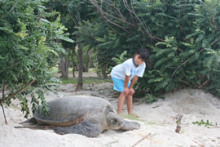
xmin=106 ymin=112 xmax=123 ymax=130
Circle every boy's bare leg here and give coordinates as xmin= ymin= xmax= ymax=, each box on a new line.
xmin=117 ymin=92 xmax=126 ymax=114
xmin=126 ymin=94 xmax=133 ymax=114
xmin=126 ymin=95 xmax=139 ymax=118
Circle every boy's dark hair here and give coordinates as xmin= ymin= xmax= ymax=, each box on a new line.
xmin=136 ymin=49 xmax=150 ymax=61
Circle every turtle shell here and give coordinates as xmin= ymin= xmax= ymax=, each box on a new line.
xmin=33 ymin=96 xmax=116 ymax=126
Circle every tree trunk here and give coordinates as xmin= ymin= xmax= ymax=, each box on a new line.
xmin=95 ymin=56 xmax=102 ymax=77
xmin=71 ymin=48 xmax=76 ymax=78
xmin=59 ymin=50 xmax=69 ymax=79
xmin=83 ymin=49 xmax=92 ymax=72
xmin=76 ymin=44 xmax=83 ymax=90
xmin=102 ymin=65 xmax=107 ymax=79
xmin=64 ymin=52 xmax=69 ymax=78
xmin=87 ymin=49 xmax=93 ymax=69
xmin=83 ymin=65 xmax=88 ymax=72
xmin=58 ymin=64 xmax=62 ymax=73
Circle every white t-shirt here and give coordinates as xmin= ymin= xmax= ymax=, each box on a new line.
xmin=110 ymin=58 xmax=146 ymax=81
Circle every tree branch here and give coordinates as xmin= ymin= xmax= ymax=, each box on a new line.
xmin=1 ymin=103 xmax=7 ymax=124
xmin=123 ymin=0 xmax=163 ymax=41
xmin=211 ymin=37 xmax=220 ymax=46
xmin=132 ymin=133 xmax=151 ymax=147
xmin=1 ymin=80 xmax=7 ymax=124
xmin=0 ymin=79 xmax=35 ymax=124
xmin=90 ymin=0 xmax=131 ymax=33
xmin=101 ymin=1 xmax=136 ymax=27
xmin=104 ymin=0 xmax=126 ymax=21
xmin=172 ymin=49 xmax=205 ymax=77
xmin=2 ymin=79 xmax=36 ymax=102
xmin=9 ymin=0 xmax=18 ymax=13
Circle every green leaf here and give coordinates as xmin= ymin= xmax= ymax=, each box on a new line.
xmin=148 ymin=77 xmax=164 ymax=84
xmin=56 ymin=35 xmax=74 ymax=43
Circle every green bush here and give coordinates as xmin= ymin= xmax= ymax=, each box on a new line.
xmin=87 ymin=0 xmax=220 ymax=101
xmin=0 ymin=0 xmax=72 ymax=118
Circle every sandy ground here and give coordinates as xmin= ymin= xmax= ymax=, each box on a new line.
xmin=1 ymin=82 xmax=220 ymax=147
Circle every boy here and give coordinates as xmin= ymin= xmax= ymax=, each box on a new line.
xmin=111 ymin=49 xmax=150 ymax=115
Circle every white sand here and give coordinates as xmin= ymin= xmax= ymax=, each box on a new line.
xmin=1 ymin=83 xmax=220 ymax=147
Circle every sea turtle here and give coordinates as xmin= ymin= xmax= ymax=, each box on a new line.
xmin=31 ymin=96 xmax=140 ymax=137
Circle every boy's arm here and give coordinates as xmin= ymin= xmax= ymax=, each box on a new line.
xmin=124 ymin=76 xmax=130 ymax=88
xmin=129 ymin=76 xmax=139 ymax=89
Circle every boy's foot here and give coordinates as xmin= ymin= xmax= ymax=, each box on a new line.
xmin=118 ymin=113 xmax=123 ymax=117
xmin=128 ymin=113 xmax=139 ymax=118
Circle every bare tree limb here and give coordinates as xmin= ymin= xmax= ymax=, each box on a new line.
xmin=132 ymin=133 xmax=151 ymax=147
xmin=104 ymin=0 xmax=126 ymax=21
xmin=123 ymin=0 xmax=163 ymax=41
xmin=8 ymin=0 xmax=18 ymax=13
xmin=0 ymin=79 xmax=35 ymax=124
xmin=211 ymin=37 xmax=220 ymax=46
xmin=1 ymin=103 xmax=7 ymax=124
xmin=175 ymin=114 xmax=183 ymax=133
xmin=1 ymin=80 xmax=7 ymax=124
xmin=90 ymin=0 xmax=163 ymax=41
xmin=200 ymin=78 xmax=210 ymax=89
xmin=2 ymin=79 xmax=36 ymax=102
xmin=90 ymin=0 xmax=132 ymax=33
xmin=101 ymin=1 xmax=136 ymax=27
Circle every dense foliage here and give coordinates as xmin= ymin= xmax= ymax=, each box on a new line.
xmin=137 ymin=0 xmax=220 ymax=98
xmin=84 ymin=0 xmax=220 ymax=100
xmin=0 ymin=0 xmax=72 ymax=118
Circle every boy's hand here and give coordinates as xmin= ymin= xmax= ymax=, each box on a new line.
xmin=124 ymin=87 xmax=129 ymax=96
xmin=129 ymin=87 xmax=135 ymax=95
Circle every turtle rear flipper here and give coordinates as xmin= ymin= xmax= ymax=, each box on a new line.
xmin=120 ymin=120 xmax=140 ymax=131
xmin=54 ymin=121 xmax=103 ymax=137
xmin=20 ymin=117 xmax=38 ymax=125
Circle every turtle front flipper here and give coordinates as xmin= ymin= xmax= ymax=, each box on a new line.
xmin=54 ymin=121 xmax=103 ymax=137
xmin=120 ymin=120 xmax=140 ymax=131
